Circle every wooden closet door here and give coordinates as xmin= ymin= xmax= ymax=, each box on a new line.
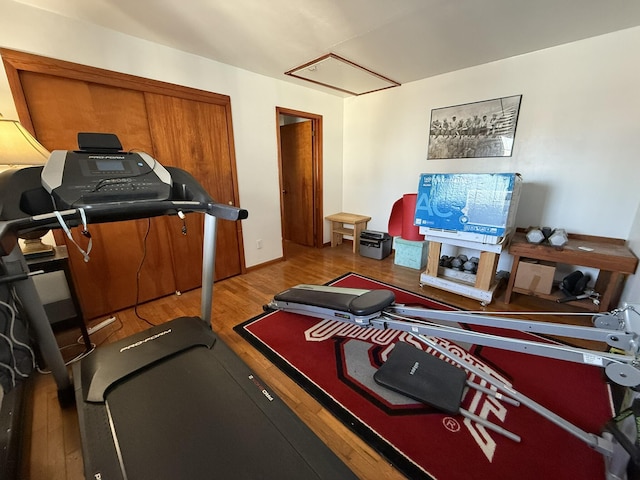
xmin=145 ymin=94 xmax=243 ymax=287
xmin=3 ymin=49 xmax=246 ymax=321
xmin=18 ymin=72 xmax=177 ymax=319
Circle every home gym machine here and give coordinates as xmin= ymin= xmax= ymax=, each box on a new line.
xmin=267 ymin=283 xmax=640 ymax=478
xmin=0 ymin=134 xmax=356 ymax=479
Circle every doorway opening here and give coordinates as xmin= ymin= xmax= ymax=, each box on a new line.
xmin=276 ymin=107 xmax=323 ymax=251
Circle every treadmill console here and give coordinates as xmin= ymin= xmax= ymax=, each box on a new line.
xmin=41 ymin=133 xmax=172 ymax=209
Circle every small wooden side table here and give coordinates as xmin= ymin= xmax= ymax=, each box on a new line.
xmin=326 ymin=212 xmax=371 ymax=253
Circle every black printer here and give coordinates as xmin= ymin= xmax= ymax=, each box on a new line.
xmin=359 ymin=230 xmax=392 ymax=260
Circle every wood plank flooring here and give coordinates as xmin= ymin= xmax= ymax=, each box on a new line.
xmin=20 ymin=241 xmax=605 ymax=479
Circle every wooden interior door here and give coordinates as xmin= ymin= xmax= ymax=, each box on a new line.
xmin=145 ymin=94 xmax=243 ymax=287
xmin=280 ymin=121 xmax=314 ymax=246
xmin=18 ymin=72 xmax=177 ymax=319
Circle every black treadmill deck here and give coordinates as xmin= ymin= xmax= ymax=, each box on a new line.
xmin=73 ymin=317 xmax=356 ymax=479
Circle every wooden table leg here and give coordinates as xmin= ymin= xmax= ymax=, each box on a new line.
xmin=331 ymin=221 xmax=340 ymax=247
xmin=353 ymin=221 xmax=368 ymax=253
xmin=596 ymin=270 xmax=621 ymax=313
xmin=475 ymin=251 xmax=499 ymax=291
xmin=504 ymin=255 xmax=521 ymax=304
xmin=425 ymin=241 xmax=442 ymax=277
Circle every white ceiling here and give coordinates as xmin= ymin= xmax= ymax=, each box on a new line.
xmin=12 ymin=0 xmax=640 ymax=96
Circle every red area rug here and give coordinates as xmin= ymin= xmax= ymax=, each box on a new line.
xmin=234 ymin=273 xmax=614 ymax=479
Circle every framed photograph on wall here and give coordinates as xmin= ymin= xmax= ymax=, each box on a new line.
xmin=427 ymin=95 xmax=522 ymax=159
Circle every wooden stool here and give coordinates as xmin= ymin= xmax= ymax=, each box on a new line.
xmin=325 ymin=213 xmax=371 ymax=253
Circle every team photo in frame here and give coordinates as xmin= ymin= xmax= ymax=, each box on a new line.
xmin=427 ymin=95 xmax=522 ymax=159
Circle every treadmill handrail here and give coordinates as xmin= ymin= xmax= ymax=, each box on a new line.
xmin=2 ymin=200 xmax=244 ymax=230
xmin=0 ymin=164 xmax=248 ymax=256
xmin=0 ymin=200 xmax=248 ymax=256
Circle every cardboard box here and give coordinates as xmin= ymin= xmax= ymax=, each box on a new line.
xmin=394 ymin=238 xmax=428 ymax=270
xmin=414 ymin=173 xmax=522 ymax=244
xmin=514 ymin=260 xmax=556 ymax=295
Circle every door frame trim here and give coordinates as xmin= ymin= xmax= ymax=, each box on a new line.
xmin=276 ymin=107 xmax=323 ymax=249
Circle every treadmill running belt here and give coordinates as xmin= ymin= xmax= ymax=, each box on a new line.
xmin=76 ymin=320 xmax=355 ymax=479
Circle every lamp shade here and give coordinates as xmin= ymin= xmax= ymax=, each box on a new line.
xmin=0 ymin=115 xmax=49 ymax=165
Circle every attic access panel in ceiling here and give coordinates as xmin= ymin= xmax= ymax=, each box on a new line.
xmin=285 ymin=53 xmax=400 ymax=96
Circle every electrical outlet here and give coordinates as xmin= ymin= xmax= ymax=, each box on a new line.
xmin=256 ymin=239 xmax=263 ymax=249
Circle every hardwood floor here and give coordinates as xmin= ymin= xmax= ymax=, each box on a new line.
xmin=20 ymin=241 xmax=605 ymax=479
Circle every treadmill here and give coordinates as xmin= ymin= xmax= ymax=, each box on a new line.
xmin=0 ymin=134 xmax=356 ymax=480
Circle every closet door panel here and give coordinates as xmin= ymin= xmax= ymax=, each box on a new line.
xmin=19 ymin=72 xmax=154 ymax=153
xmin=145 ymin=93 xmax=243 ymax=288
xmin=18 ymin=72 xmax=177 ymax=319
xmin=3 ymin=49 xmax=245 ymax=320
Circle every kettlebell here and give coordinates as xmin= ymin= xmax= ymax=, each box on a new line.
xmin=560 ymin=271 xmax=591 ymax=296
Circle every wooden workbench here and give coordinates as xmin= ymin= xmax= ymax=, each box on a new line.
xmin=504 ymin=231 xmax=638 ymax=312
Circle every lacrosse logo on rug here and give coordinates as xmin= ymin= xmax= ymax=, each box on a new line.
xmin=235 ymin=273 xmax=614 ymax=480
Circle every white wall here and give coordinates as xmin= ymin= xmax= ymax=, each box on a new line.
xmin=622 ymin=202 xmax=640 ymax=305
xmin=2 ymin=1 xmax=639 ymax=304
xmin=0 ymin=0 xmax=344 ymax=268
xmin=343 ymin=27 xmax=640 ymax=302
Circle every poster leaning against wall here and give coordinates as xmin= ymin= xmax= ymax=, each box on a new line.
xmin=427 ymin=95 xmax=522 ymax=160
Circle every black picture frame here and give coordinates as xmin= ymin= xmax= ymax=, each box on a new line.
xmin=427 ymin=95 xmax=522 ymax=159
